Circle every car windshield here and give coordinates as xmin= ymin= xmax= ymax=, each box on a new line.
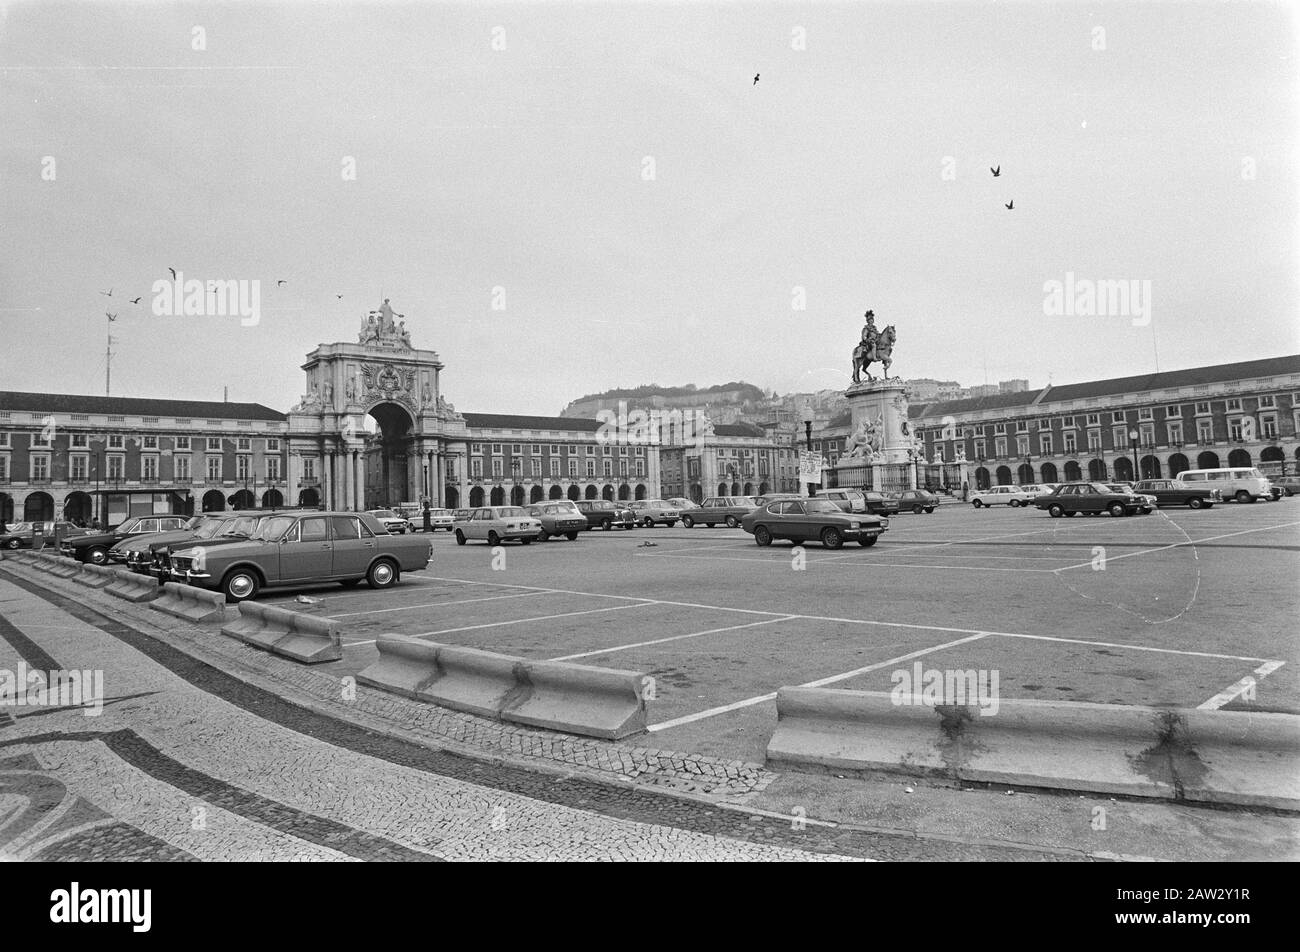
xmin=805 ymin=499 xmax=842 ymax=514
xmin=371 ymin=510 xmax=397 ymax=518
xmin=253 ymin=516 xmax=298 ymax=541
xmin=194 ymin=519 xmax=230 ymax=540
xmin=1090 ymin=483 xmax=1115 ymax=493
xmin=115 ymin=517 xmax=142 ymax=533
xmin=498 ymin=507 xmax=528 ymax=517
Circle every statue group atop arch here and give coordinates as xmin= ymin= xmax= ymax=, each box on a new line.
xmin=359 ymin=298 xmax=413 ymax=350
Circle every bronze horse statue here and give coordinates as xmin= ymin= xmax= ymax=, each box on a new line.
xmin=852 ymin=324 xmax=895 ymax=383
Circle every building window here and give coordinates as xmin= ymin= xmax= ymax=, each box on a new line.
xmin=529 ymin=458 xmax=540 ymax=476
xmin=1087 ymin=430 xmax=1102 ymax=452
xmin=1016 ymin=436 xmax=1029 ymax=456
xmin=206 ymin=456 xmax=222 ymax=481
xmin=235 ymin=455 xmax=251 ymax=480
xmin=1226 ymin=398 xmax=1242 ymax=412
xmin=266 ymin=438 xmax=280 ymax=451
xmin=1137 ymin=408 xmax=1153 ymax=420
xmin=994 ymin=437 xmax=1007 ymax=457
xmin=1197 ymin=419 xmax=1213 ymax=443
xmin=1228 ymin=418 xmax=1244 ymax=442
xmin=1086 ymin=413 xmax=1100 ymax=426
xmin=619 ymin=460 xmax=628 ymax=477
xmin=1167 ymin=421 xmax=1183 ymax=444
xmin=491 ymin=443 xmax=501 ymax=454
xmin=1259 ymin=395 xmax=1276 ymax=409
xmin=471 ymin=443 xmax=482 ymax=454
xmin=586 ymin=460 xmax=596 ymax=476
xmin=1194 ymin=402 xmax=1211 ymax=415
xmin=1063 ymin=432 xmax=1077 ymax=454
xmin=994 ymin=423 xmax=1006 ymax=435
xmin=0 ymin=456 xmax=8 ymax=481
xmin=143 ymin=435 xmax=159 ymax=449
xmin=491 ymin=457 xmax=503 ymax=478
xmin=175 ymin=456 xmax=191 ymax=480
xmin=235 ymin=437 xmax=250 ymax=451
xmin=108 ymin=455 xmax=125 ymax=480
xmin=207 ymin=437 xmax=221 ymax=451
xmin=263 ymin=456 xmax=279 ymax=481
xmin=1139 ymin=423 xmax=1155 ymax=447
xmin=568 ymin=459 xmax=578 ymax=477
xmin=471 ymin=458 xmax=482 ymax=478
xmin=1039 ymin=435 xmax=1052 ymax=455
xmin=511 ymin=444 xmax=521 ymax=454
xmin=302 ymin=457 xmax=316 ymax=480
xmin=71 ymin=433 xmax=88 ymax=448
xmin=175 ymin=436 xmax=191 ymax=450
xmin=108 ymin=434 xmax=124 ymax=449
xmin=1165 ymin=405 xmax=1180 ymax=417
xmin=1260 ymin=413 xmax=1278 ymax=439
xmin=635 ymin=460 xmax=645 ymax=477
xmin=445 ymin=459 xmax=456 ymax=479
xmin=31 ymin=455 xmax=50 ymax=481
xmin=974 ymin=439 xmax=986 ymax=458
xmin=142 ymin=456 xmax=159 ymax=480
xmin=0 ymin=433 xmax=9 ymax=448
xmin=549 ymin=444 xmax=558 ymax=455
xmin=1016 ymin=421 xmax=1028 ymax=433
xmin=70 ymin=455 xmax=88 ymax=480
xmin=1112 ymin=426 xmax=1128 ymax=448
xmin=550 ymin=459 xmax=560 ymax=477
xmin=602 ymin=459 xmax=613 ymax=476
xmin=586 ymin=445 xmax=595 ymax=456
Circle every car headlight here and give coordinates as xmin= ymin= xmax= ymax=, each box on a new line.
xmin=850 ymin=521 xmax=860 ymax=529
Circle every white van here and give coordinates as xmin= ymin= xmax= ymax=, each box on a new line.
xmin=1177 ymin=467 xmax=1273 ymax=503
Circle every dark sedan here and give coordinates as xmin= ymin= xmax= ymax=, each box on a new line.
xmin=896 ymin=489 xmax=939 ymax=514
xmin=575 ymin=499 xmax=637 ymax=530
xmin=740 ymin=498 xmax=889 ymax=549
xmin=1131 ymin=479 xmax=1220 ymax=509
xmin=681 ymin=496 xmax=756 ymax=528
xmin=60 ymin=515 xmax=190 ymax=564
xmin=1033 ymin=482 xmax=1151 ymax=517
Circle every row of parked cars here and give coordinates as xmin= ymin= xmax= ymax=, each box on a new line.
xmin=53 ymin=510 xmax=432 ymax=602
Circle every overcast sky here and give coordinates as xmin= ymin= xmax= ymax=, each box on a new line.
xmin=2 ymin=1 xmax=1296 ymax=417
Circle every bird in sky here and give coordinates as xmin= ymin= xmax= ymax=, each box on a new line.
xmin=990 ymin=165 xmax=1001 ymax=177
xmin=105 ymin=312 xmax=117 ymax=322
xmin=753 ymin=73 xmax=760 ymax=85
xmin=99 ymin=287 xmax=112 ymax=297
xmin=167 ymin=268 xmax=176 ymax=280
xmin=336 ymin=294 xmax=343 ymax=299
xmin=277 ymin=279 xmax=287 ymax=286
xmin=129 ymin=296 xmax=141 ymax=304
xmin=1005 ymin=200 xmax=1014 ymax=210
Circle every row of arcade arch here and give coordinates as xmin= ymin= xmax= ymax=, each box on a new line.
xmin=972 ymin=447 xmax=1286 ymax=489
xmin=465 ymin=483 xmax=651 ymax=508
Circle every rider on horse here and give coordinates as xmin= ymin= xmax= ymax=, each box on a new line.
xmin=860 ymin=310 xmax=878 ymax=362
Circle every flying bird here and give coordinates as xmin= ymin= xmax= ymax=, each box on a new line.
xmin=990 ymin=165 xmax=1001 ymax=177
xmin=99 ymin=287 xmax=112 ymax=297
xmin=277 ymin=279 xmax=287 ymax=286
xmin=129 ymin=296 xmax=141 ymax=304
xmin=1005 ymin=200 xmax=1014 ymax=210
xmin=336 ymin=294 xmax=343 ymax=299
xmin=167 ymin=268 xmax=176 ymax=280
xmin=753 ymin=73 xmax=760 ymax=85
xmin=106 ymin=312 xmax=117 ymax=322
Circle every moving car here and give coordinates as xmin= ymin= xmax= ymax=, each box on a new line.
xmin=681 ymin=496 xmax=756 ymax=528
xmin=628 ymin=499 xmax=680 ymax=527
xmin=60 ymin=515 xmax=190 ymax=564
xmin=740 ymin=497 xmax=889 ymax=549
xmin=366 ymin=508 xmax=413 ymax=534
xmin=896 ymin=489 xmax=938 ymax=514
xmin=1033 ymin=482 xmax=1150 ymax=517
xmin=525 ymin=501 xmax=587 ymax=541
xmin=576 ymin=499 xmax=638 ymax=530
xmin=453 ymin=507 xmax=543 ymax=546
xmin=1131 ymin=479 xmax=1220 ymax=509
xmin=1178 ymin=467 xmax=1273 ymax=504
xmin=970 ymin=485 xmax=1035 ymax=508
xmin=170 ymin=511 xmax=431 ymax=602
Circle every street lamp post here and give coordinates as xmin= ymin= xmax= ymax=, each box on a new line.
xmin=1128 ymin=428 xmax=1141 ymax=482
xmin=801 ymin=403 xmax=815 ymax=498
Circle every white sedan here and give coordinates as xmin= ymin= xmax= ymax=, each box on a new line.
xmin=970 ymin=485 xmax=1036 ymax=508
xmin=453 ymin=506 xmax=542 ymax=546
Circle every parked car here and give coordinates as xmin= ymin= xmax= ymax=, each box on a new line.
xmin=1 ymin=521 xmax=90 ymax=550
xmin=628 ymin=499 xmax=680 ymax=527
xmin=740 ymin=497 xmax=889 ymax=549
xmin=1018 ymin=485 xmax=1055 ymax=503
xmin=1033 ymin=482 xmax=1150 ymax=517
xmin=970 ymin=485 xmax=1035 ymax=508
xmin=525 ymin=501 xmax=588 ymax=541
xmin=414 ymin=508 xmax=455 ymax=531
xmin=61 ymin=515 xmax=190 ymax=564
xmin=453 ymin=506 xmax=542 ymax=546
xmin=150 ymin=514 xmax=264 ymax=580
xmin=366 ymin=508 xmax=412 ymax=534
xmin=1271 ymin=475 xmax=1300 ymax=497
xmin=576 ymin=499 xmax=638 ymax=530
xmin=819 ymin=489 xmax=901 ymax=516
xmin=896 ymin=489 xmax=939 ymax=514
xmin=115 ymin=515 xmax=212 ymax=573
xmin=170 ymin=511 xmax=432 ymax=602
xmin=666 ymin=497 xmax=700 ymax=512
xmin=752 ymin=493 xmax=803 ymax=507
xmin=1131 ymin=479 xmax=1220 ymax=509
xmin=1105 ymin=483 xmax=1158 ymax=513
xmin=681 ymin=496 xmax=757 ymax=528
xmin=1178 ymin=467 xmax=1274 ymax=504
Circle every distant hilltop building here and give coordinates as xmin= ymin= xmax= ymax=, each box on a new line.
xmin=560 ymin=382 xmax=764 ymax=419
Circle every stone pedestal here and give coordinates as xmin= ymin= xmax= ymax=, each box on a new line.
xmin=832 ymin=379 xmax=924 ymax=489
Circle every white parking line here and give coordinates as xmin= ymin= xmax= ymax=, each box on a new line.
xmin=341 ymin=602 xmax=658 ymax=648
xmin=994 ymin=631 xmax=1278 ymax=664
xmin=819 ymin=525 xmax=1069 ymax=561
xmin=548 ymin=616 xmax=797 ymax=662
xmin=1197 ymin=660 xmax=1287 ymax=710
xmin=635 ymin=551 xmax=1058 ymax=572
xmin=326 ymin=590 xmax=550 ymax=619
xmin=645 ymin=632 xmax=991 ymax=733
xmin=1052 ymin=521 xmax=1300 ymax=572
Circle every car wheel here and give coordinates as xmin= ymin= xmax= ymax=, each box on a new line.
xmin=1048 ymin=504 xmax=1064 ymax=518
xmin=820 ymin=527 xmax=843 ymax=549
xmin=754 ymin=526 xmax=772 ymax=547
xmin=5 ymin=538 xmax=20 ymax=549
xmin=642 ymin=517 xmax=655 ymax=528
xmin=1065 ymin=510 xmax=1077 ymax=517
xmin=1009 ymin=499 xmax=1020 ymax=508
xmin=972 ymin=499 xmax=982 ymax=508
xmin=925 ymin=507 xmax=935 ymax=514
xmin=565 ymin=531 xmax=579 ymax=541
xmin=1187 ymin=497 xmax=1203 ymax=509
xmin=221 ymin=568 xmax=260 ymax=604
xmin=725 ymin=515 xmax=739 ymax=528
xmin=455 ymin=530 xmax=466 ymax=546
xmin=487 ymin=531 xmax=501 ymax=546
xmin=87 ymin=546 xmax=109 ymax=565
xmin=1108 ymin=502 xmax=1126 ymax=517
xmin=858 ymin=535 xmax=878 ymax=546
xmin=538 ymin=529 xmax=550 ymax=542
xmin=682 ymin=515 xmax=695 ymax=528
xmin=367 ymin=558 xmax=398 ymax=589
xmin=520 ymin=537 xmax=532 ymax=545
xmin=1235 ymin=490 xmax=1251 ymax=503
xmin=1140 ymin=507 xmax=1152 ymax=515
xmin=912 ymin=504 xmax=923 ymax=514
xmin=601 ymin=519 xmax=613 ymax=531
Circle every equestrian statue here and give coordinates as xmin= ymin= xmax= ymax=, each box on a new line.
xmin=851 ymin=309 xmax=896 ymax=384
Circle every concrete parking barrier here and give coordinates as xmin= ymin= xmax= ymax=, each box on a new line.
xmin=150 ymin=582 xmax=228 ymax=624
xmin=221 ymin=601 xmax=342 ymax=664
xmin=74 ymin=563 xmax=117 ymax=589
xmin=104 ymin=567 xmax=163 ymax=603
xmin=358 ymin=635 xmax=648 ymax=739
xmin=49 ymin=556 xmax=85 ymax=579
xmin=765 ymin=688 xmax=1300 ymax=809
